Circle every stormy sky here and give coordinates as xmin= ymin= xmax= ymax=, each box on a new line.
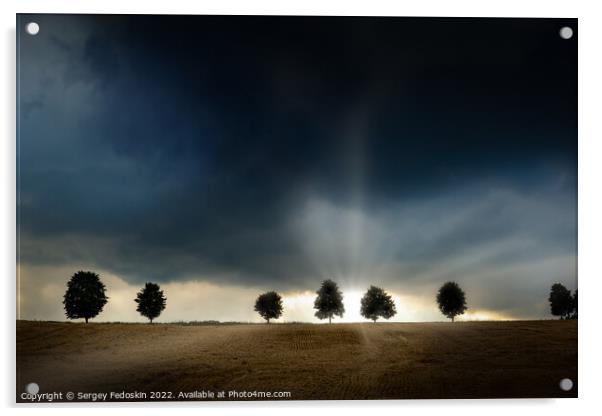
xmin=17 ymin=15 xmax=577 ymax=322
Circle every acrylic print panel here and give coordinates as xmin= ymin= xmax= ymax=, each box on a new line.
xmin=16 ymin=14 xmax=577 ymax=402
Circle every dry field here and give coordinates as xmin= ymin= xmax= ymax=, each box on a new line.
xmin=16 ymin=320 xmax=577 ymax=402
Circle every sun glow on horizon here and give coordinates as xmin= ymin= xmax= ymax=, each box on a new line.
xmin=280 ymin=288 xmax=444 ymax=323
xmin=456 ymin=309 xmax=517 ymax=322
xmin=280 ymin=289 xmax=517 ymax=323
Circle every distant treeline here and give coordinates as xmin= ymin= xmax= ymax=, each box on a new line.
xmin=61 ymin=271 xmax=577 ymax=324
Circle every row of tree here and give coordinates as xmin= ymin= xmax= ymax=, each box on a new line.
xmin=63 ymin=271 xmax=166 ymax=323
xmin=62 ymin=270 xmax=576 ymax=324
xmin=255 ymin=280 xmax=466 ymax=323
xmin=62 ymin=271 xmax=466 ymax=323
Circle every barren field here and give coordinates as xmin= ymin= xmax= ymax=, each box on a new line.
xmin=16 ymin=320 xmax=577 ymax=401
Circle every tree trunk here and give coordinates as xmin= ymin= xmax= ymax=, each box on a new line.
xmin=451 ymin=316 xmax=454 ymax=322
xmin=267 ymin=318 xmax=270 ymax=324
xmin=329 ymin=316 xmax=331 ymax=324
xmin=150 ymin=318 xmax=153 ymax=324
xmin=373 ymin=318 xmax=377 ymax=323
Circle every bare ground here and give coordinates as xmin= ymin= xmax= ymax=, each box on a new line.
xmin=16 ymin=320 xmax=577 ymax=401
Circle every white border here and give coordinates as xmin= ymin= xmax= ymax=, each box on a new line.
xmin=2 ymin=1 xmax=601 ymax=415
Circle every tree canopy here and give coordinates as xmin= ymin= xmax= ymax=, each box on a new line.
xmin=360 ymin=285 xmax=397 ymax=322
xmin=571 ymin=290 xmax=578 ymax=319
xmin=254 ymin=291 xmax=283 ymax=323
xmin=548 ymin=283 xmax=576 ymax=319
xmin=134 ymin=282 xmax=167 ymax=323
xmin=63 ymin=270 xmax=108 ymax=323
xmin=436 ymin=281 xmax=467 ymax=322
xmin=314 ymin=279 xmax=345 ymax=323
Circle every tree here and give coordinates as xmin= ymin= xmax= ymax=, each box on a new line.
xmin=360 ymin=285 xmax=397 ymax=322
xmin=254 ymin=291 xmax=283 ymax=324
xmin=134 ymin=282 xmax=167 ymax=323
xmin=548 ymin=283 xmax=574 ymax=319
xmin=63 ymin=270 xmax=108 ymax=323
xmin=314 ymin=279 xmax=345 ymax=323
xmin=436 ymin=281 xmax=467 ymax=322
xmin=570 ymin=290 xmax=578 ymax=319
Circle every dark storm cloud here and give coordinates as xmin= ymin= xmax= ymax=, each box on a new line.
xmin=18 ymin=15 xmax=577 ymax=317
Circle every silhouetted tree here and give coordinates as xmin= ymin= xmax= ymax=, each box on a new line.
xmin=254 ymin=291 xmax=283 ymax=324
xmin=360 ymin=285 xmax=397 ymax=322
xmin=548 ymin=283 xmax=575 ymax=319
xmin=570 ymin=290 xmax=578 ymax=319
xmin=314 ymin=279 xmax=345 ymax=323
xmin=135 ymin=282 xmax=167 ymax=323
xmin=436 ymin=281 xmax=467 ymax=322
xmin=63 ymin=271 xmax=108 ymax=323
